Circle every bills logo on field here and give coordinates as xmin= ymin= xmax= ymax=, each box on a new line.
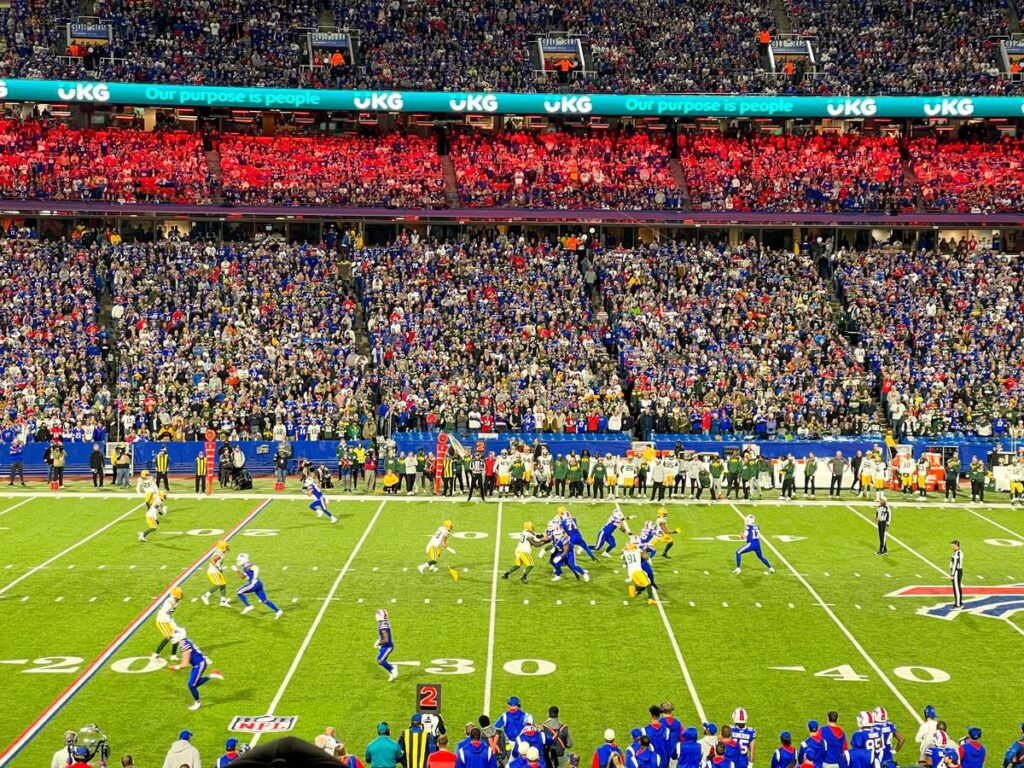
xmin=888 ymin=584 xmax=1024 ymax=620
xmin=229 ymin=716 xmax=299 ymax=733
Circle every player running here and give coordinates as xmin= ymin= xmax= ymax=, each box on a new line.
xmin=137 ymin=489 xmax=168 ymax=542
xmin=304 ymin=476 xmax=338 ymax=523
xmin=734 ymin=515 xmax=775 ymax=575
xmin=201 ymin=540 xmax=232 ymax=607
xmin=559 ymin=507 xmax=596 ymax=560
xmin=623 ymin=537 xmax=656 ymax=605
xmin=503 ymin=522 xmax=545 ymax=583
xmin=593 ymin=506 xmax=634 ymax=557
xmin=168 ymin=627 xmax=223 ymax=710
xmin=418 ymin=520 xmax=456 ymax=574
xmin=153 ymin=586 xmax=183 ymax=661
xmin=136 ymin=469 xmax=158 ymax=498
xmin=233 ymin=553 xmax=283 ymax=619
xmin=373 ymin=608 xmax=398 ymax=681
xmin=655 ymin=508 xmax=680 ymax=558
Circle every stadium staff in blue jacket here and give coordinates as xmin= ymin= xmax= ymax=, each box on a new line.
xmin=772 ymin=734 xmax=796 ymax=768
xmin=497 ymin=698 xmax=530 ymax=743
xmin=676 ymin=728 xmax=702 ymax=768
xmin=456 ymin=729 xmax=497 ymax=768
xmin=593 ymin=730 xmax=623 ymax=768
xmin=217 ymin=738 xmax=241 ymax=768
xmin=643 ymin=706 xmax=672 ymax=767
xmin=958 ymin=728 xmax=985 ymax=768
xmin=821 ymin=713 xmax=848 ymax=768
xmin=799 ymin=721 xmax=825 ymax=768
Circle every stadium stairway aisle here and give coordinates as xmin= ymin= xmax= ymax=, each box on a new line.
xmin=205 ymin=150 xmax=224 ymax=204
xmin=441 ymin=155 xmax=460 ymax=207
xmin=669 ymin=159 xmax=691 ymax=208
xmin=772 ymin=0 xmax=792 ymax=34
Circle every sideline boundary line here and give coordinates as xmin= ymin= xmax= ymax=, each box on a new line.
xmin=0 ymin=498 xmax=274 ymax=767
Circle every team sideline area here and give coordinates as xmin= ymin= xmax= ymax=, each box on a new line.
xmin=1 ymin=489 xmax=1022 ymax=767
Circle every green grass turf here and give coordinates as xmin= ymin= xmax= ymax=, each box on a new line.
xmin=1 ymin=492 xmax=1023 ymax=768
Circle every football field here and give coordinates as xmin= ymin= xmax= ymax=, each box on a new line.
xmin=1 ymin=487 xmax=1023 ymax=767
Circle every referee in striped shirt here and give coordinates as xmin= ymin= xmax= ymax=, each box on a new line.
xmin=950 ymin=540 xmax=964 ymax=609
xmin=467 ymin=453 xmax=487 ymax=502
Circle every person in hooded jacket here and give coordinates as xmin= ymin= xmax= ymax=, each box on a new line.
xmin=162 ymin=730 xmax=201 ymax=768
xmin=457 ymin=729 xmax=497 ymax=768
xmin=497 ymin=698 xmax=530 ymax=743
xmin=676 ymin=728 xmax=703 ymax=768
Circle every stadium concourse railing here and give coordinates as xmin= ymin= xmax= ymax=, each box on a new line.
xmin=5 ymin=198 xmax=1024 ymax=226
xmin=0 ymin=434 xmax=1000 ymax=480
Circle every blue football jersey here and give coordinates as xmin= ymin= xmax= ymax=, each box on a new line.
xmin=377 ymin=619 xmax=393 ymax=646
xmin=745 ymin=524 xmax=761 ymax=543
xmin=179 ymin=637 xmax=206 ymax=667
xmin=733 ymin=727 xmax=756 ymax=768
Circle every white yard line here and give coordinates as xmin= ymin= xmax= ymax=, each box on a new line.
xmin=843 ymin=505 xmax=948 ymax=578
xmin=0 ymin=498 xmax=34 ymax=518
xmin=250 ymin=499 xmax=387 ymax=747
xmin=965 ymin=508 xmax=1024 ymax=540
xmin=0 ymin=504 xmax=142 ymax=597
xmin=729 ymin=504 xmax=923 ymax=725
xmin=652 ymin=589 xmax=707 ymax=722
xmin=482 ymin=500 xmax=504 ymax=716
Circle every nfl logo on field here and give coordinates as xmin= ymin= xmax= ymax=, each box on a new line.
xmin=229 ymin=715 xmax=299 ymax=733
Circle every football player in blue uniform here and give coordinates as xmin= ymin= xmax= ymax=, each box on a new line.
xmin=304 ymin=476 xmax=338 ymax=523
xmin=559 ymin=508 xmax=596 ymax=561
xmin=374 ymin=608 xmax=398 ymax=681
xmin=732 ymin=709 xmax=756 ymax=768
xmin=550 ymin=525 xmax=589 ymax=582
xmin=928 ymin=732 xmax=958 ymax=768
xmin=870 ymin=708 xmax=903 ymax=768
xmin=734 ymin=515 xmax=775 ymax=574
xmin=233 ymin=553 xmax=283 ymax=619
xmin=842 ymin=732 xmax=875 ymax=768
xmin=638 ymin=525 xmax=660 ymax=591
xmin=168 ymin=627 xmax=223 ymax=710
xmin=593 ymin=507 xmax=633 ymax=557
xmin=855 ymin=712 xmax=880 ymax=768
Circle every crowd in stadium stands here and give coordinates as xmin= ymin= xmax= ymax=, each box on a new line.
xmin=677 ymin=132 xmax=913 ymax=213
xmin=0 ymin=0 xmax=1016 ymax=94
xmin=218 ymin=134 xmax=446 ymax=208
xmin=833 ymin=246 xmax=1024 ymax=439
xmin=786 ymin=0 xmax=1010 ymax=95
xmin=0 ymin=231 xmax=1021 ymax=444
xmin=0 ymin=119 xmax=1023 ymax=213
xmin=0 ymin=240 xmax=110 ymax=446
xmin=910 ymin=137 xmax=1024 ymax=213
xmin=0 ymin=120 xmax=210 ymax=203
xmin=595 ymin=242 xmax=878 ymax=439
xmin=106 ymin=239 xmax=370 ymax=443
xmin=451 ymin=132 xmax=681 ymax=209
xmin=355 ymin=231 xmax=631 ymax=435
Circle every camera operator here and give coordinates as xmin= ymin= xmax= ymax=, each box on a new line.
xmin=52 ymin=730 xmax=78 ymax=768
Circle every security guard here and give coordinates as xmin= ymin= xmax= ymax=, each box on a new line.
xmin=155 ymin=446 xmax=171 ymax=492
xmin=195 ymin=452 xmax=208 ymax=495
xmin=875 ymin=495 xmax=891 ymax=555
xmin=950 ymin=540 xmax=964 ymax=609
